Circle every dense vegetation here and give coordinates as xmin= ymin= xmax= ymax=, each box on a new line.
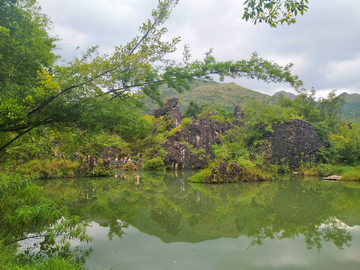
xmin=0 ymin=0 xmax=358 ymax=268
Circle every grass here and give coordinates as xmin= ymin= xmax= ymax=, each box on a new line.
xmin=302 ymin=164 xmax=360 ymax=181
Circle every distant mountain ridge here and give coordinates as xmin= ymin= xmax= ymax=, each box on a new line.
xmin=141 ymin=82 xmax=277 ymax=114
xmin=141 ymin=82 xmax=360 ymax=121
xmin=272 ymin=91 xmax=297 ymax=100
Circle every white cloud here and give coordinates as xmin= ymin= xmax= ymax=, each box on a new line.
xmin=36 ymin=0 xmax=360 ymax=96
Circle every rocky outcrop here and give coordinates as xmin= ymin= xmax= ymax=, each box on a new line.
xmin=209 ymin=162 xmax=243 ymax=183
xmin=265 ymin=119 xmax=322 ymax=167
xmin=163 ymin=118 xmax=232 ymax=170
xmin=153 ymin=98 xmax=183 ymax=128
xmin=158 ymin=99 xmax=322 ymax=171
xmin=233 ymin=105 xmax=243 ymax=119
xmin=100 ymin=146 xmax=121 ymax=160
xmin=163 ymin=141 xmax=207 ymax=170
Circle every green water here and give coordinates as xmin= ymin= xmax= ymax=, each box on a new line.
xmin=39 ymin=171 xmax=360 ymax=269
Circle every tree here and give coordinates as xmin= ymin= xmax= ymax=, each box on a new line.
xmin=242 ymin=0 xmax=309 ymax=27
xmin=0 ymin=0 xmax=303 ymax=154
xmin=0 ymin=173 xmax=92 ymax=263
xmin=184 ymin=101 xmax=202 ymax=118
xmin=318 ymin=90 xmax=345 ymax=128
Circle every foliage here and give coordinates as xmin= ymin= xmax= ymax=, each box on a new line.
xmin=0 ymin=0 xmax=303 ymax=153
xmin=88 ymin=159 xmax=112 ymax=177
xmin=12 ymin=159 xmax=80 ymax=179
xmin=240 ymin=101 xmax=293 ymax=145
xmin=142 ymin=157 xmax=165 ymax=171
xmin=0 ymin=241 xmax=85 ymax=270
xmin=179 ymin=118 xmax=192 ymax=129
xmin=242 ymin=0 xmax=309 ymax=27
xmin=183 ymin=101 xmax=202 ymax=118
xmin=0 ymin=173 xmax=91 ymax=267
xmin=188 ymin=167 xmax=212 ymax=183
xmin=123 ymin=161 xmax=137 ymax=171
xmin=341 ymin=167 xmax=360 ymax=181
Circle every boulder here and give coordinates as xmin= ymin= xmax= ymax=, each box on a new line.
xmin=265 ymin=119 xmax=322 ymax=167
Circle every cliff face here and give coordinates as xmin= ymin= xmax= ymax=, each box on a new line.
xmin=265 ymin=119 xmax=323 ymax=167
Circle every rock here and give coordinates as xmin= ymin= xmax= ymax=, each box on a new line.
xmin=163 ymin=118 xmax=232 ymax=170
xmin=153 ymin=98 xmax=183 ymax=128
xmin=209 ymin=162 xmax=243 ymax=183
xmin=266 ymin=119 xmax=322 ymax=167
xmin=233 ymin=105 xmax=244 ymax=119
xmin=100 ymin=146 xmax=121 ymax=160
xmin=323 ymin=175 xmax=341 ymax=181
xmin=163 ymin=142 xmax=207 ymax=170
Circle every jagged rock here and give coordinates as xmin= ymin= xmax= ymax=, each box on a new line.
xmin=266 ymin=119 xmax=322 ymax=167
xmin=163 ymin=118 xmax=231 ymax=170
xmin=209 ymin=162 xmax=243 ymax=183
xmin=163 ymin=142 xmax=207 ymax=170
xmin=233 ymin=105 xmax=244 ymax=119
xmin=100 ymin=146 xmax=121 ymax=160
xmin=153 ymin=98 xmax=183 ymax=128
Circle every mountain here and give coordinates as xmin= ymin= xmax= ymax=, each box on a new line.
xmin=141 ymin=82 xmax=360 ymax=122
xmin=141 ymin=82 xmax=275 ymax=114
xmin=272 ymin=91 xmax=297 ymax=100
xmin=340 ymin=92 xmax=360 ymax=122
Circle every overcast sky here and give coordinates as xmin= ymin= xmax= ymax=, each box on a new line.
xmin=37 ymin=0 xmax=360 ymax=98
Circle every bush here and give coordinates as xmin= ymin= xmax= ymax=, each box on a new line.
xmin=180 ymin=118 xmax=192 ymax=129
xmin=88 ymin=160 xmax=112 ymax=177
xmin=142 ymin=157 xmax=165 ymax=171
xmin=123 ymin=161 xmax=136 ymax=171
xmin=14 ymin=159 xmax=80 ymax=179
xmin=341 ymin=167 xmax=360 ymax=181
xmin=188 ymin=168 xmax=212 ymax=183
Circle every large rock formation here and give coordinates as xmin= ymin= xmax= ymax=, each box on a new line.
xmin=157 ymin=100 xmax=322 ymax=171
xmin=163 ymin=118 xmax=232 ymax=170
xmin=153 ymin=98 xmax=183 ymax=128
xmin=265 ymin=119 xmax=322 ymax=167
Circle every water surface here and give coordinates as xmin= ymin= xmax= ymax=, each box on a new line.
xmin=39 ymin=171 xmax=360 ymax=269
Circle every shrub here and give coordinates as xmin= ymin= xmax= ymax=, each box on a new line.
xmin=88 ymin=160 xmax=112 ymax=176
xmin=14 ymin=159 xmax=80 ymax=179
xmin=188 ymin=168 xmax=212 ymax=183
xmin=142 ymin=157 xmax=165 ymax=171
xmin=341 ymin=167 xmax=360 ymax=181
xmin=123 ymin=161 xmax=136 ymax=171
xmin=180 ymin=118 xmax=192 ymax=129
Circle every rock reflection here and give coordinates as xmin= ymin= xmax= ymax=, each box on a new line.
xmin=39 ymin=172 xmax=360 ymax=251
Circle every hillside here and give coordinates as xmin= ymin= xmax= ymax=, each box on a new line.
xmin=141 ymin=83 xmax=360 ymax=121
xmin=339 ymin=92 xmax=360 ymax=122
xmin=141 ymin=82 xmax=276 ymax=114
xmin=273 ymin=90 xmax=297 ymax=100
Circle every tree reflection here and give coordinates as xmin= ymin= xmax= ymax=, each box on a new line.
xmin=39 ymin=173 xmax=360 ymax=251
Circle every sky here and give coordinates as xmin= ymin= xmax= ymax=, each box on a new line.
xmin=36 ymin=0 xmax=360 ymax=98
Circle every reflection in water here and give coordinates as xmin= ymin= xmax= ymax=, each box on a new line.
xmin=39 ymin=172 xmax=360 ymax=269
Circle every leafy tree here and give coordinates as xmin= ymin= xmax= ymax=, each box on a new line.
xmin=0 ymin=0 xmax=303 ymax=153
xmin=242 ymin=0 xmax=309 ymax=27
xmin=277 ymin=89 xmax=320 ymax=122
xmin=0 ymin=173 xmax=92 ymax=263
xmin=318 ymin=90 xmax=345 ymax=128
xmin=184 ymin=101 xmax=202 ymax=118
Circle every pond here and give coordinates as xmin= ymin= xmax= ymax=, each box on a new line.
xmin=37 ymin=171 xmax=360 ymax=270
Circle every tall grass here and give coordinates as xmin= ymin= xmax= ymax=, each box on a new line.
xmin=13 ymin=159 xmax=80 ymax=179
